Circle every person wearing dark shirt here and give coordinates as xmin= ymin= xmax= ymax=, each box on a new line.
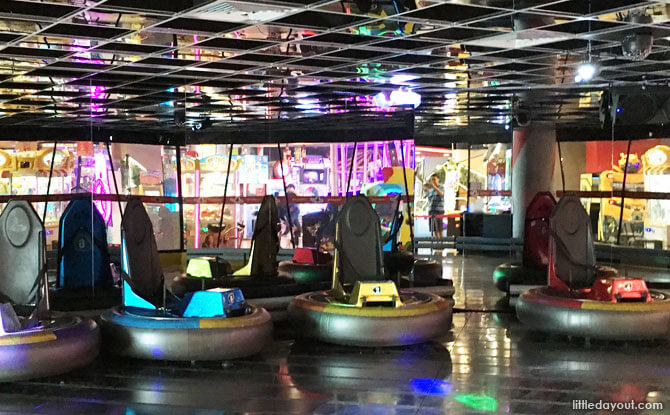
xmin=427 ymin=173 xmax=444 ymax=238
xmin=281 ymin=184 xmax=301 ymax=246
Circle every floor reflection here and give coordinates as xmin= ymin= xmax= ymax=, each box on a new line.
xmin=1 ymin=253 xmax=669 ymax=414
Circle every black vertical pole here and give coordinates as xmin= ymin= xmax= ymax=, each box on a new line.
xmin=42 ymin=141 xmax=57 ymax=223
xmin=346 ymin=142 xmax=357 ymax=197
xmin=277 ymin=141 xmax=295 ymax=249
xmin=466 ymin=145 xmax=471 ymax=212
xmin=105 ymin=141 xmax=123 ymax=217
xmin=216 ymin=143 xmax=234 ymax=248
xmin=557 ymin=137 xmax=566 ymax=192
xmin=175 ymin=145 xmax=185 ymax=251
xmin=615 ymin=139 xmax=633 ymax=246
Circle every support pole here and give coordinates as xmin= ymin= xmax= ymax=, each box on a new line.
xmin=277 ymin=142 xmax=295 ymax=249
xmin=346 ymin=142 xmax=357 ymax=197
xmin=42 ymin=141 xmax=57 ymax=223
xmin=175 ymin=145 xmax=184 ymax=251
xmin=616 ymin=138 xmax=633 ymax=246
xmin=216 ymin=143 xmax=234 ymax=248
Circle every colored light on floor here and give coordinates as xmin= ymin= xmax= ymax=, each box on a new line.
xmin=410 ymin=378 xmax=452 ymax=396
xmin=455 ymin=394 xmax=499 ymax=411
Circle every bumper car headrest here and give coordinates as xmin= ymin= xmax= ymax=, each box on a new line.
xmin=550 ymin=195 xmax=597 ymax=290
xmin=121 ymin=199 xmax=165 ymax=308
xmin=0 ymin=200 xmax=44 ymax=308
xmin=334 ymin=195 xmax=384 ymax=286
xmin=249 ymin=195 xmax=279 ymax=276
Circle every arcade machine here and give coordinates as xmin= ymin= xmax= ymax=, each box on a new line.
xmin=516 ymin=196 xmax=670 ymax=339
xmin=100 ymin=199 xmax=272 ymax=361
xmin=12 ymin=147 xmax=74 ymax=244
xmin=0 ymin=200 xmax=99 ymax=381
xmin=289 ymin=195 xmax=453 ymax=346
xmin=50 ymin=198 xmax=120 ymax=311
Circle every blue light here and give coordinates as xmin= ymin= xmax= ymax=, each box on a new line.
xmin=616 ymin=107 xmax=622 ymax=113
xmin=151 ymin=347 xmax=163 ymax=358
xmin=410 ymin=378 xmax=452 ymax=396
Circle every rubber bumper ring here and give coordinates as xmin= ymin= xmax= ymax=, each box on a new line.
xmin=492 ymin=263 xmax=546 ymax=292
xmin=494 ymin=263 xmax=620 ymax=293
xmin=170 ymin=274 xmax=294 ymax=297
xmin=50 ymin=287 xmax=121 ymax=312
xmin=384 ymin=252 xmax=414 ymax=276
xmin=100 ymin=305 xmax=272 ymax=361
xmin=288 ymin=290 xmax=453 ymax=347
xmin=0 ymin=316 xmax=100 ymax=382
xmin=277 ymin=260 xmax=332 ymax=284
xmin=411 ymin=259 xmax=442 ymax=285
xmin=516 ymin=287 xmax=670 ymax=339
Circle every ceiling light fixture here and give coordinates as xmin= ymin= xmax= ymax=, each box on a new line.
xmin=574 ymin=61 xmax=598 ymax=83
xmin=373 ymin=87 xmax=421 ymax=108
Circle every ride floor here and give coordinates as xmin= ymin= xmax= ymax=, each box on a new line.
xmin=2 ymin=254 xmax=669 ymax=414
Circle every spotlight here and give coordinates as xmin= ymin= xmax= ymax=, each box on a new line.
xmin=390 ymin=88 xmax=421 ymax=108
xmin=574 ymin=62 xmax=597 ymax=83
xmin=373 ymin=87 xmax=421 ymax=108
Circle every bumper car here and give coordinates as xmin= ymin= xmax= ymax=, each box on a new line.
xmin=494 ymin=192 xmax=616 ymax=299
xmin=172 ymin=196 xmax=321 ymax=299
xmin=516 ymin=196 xmax=670 ymax=340
xmin=289 ymin=195 xmax=453 ymax=347
xmin=51 ymin=198 xmax=120 ymax=311
xmin=278 ymin=247 xmax=333 ymax=284
xmin=100 ymin=199 xmax=272 ymax=361
xmin=0 ymin=200 xmax=99 ymax=382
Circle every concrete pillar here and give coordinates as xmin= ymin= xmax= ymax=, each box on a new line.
xmin=512 ymin=126 xmax=557 ymax=238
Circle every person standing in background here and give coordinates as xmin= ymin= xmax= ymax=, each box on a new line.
xmin=281 ymin=184 xmax=301 ymax=247
xmin=427 ymin=173 xmax=444 ymax=238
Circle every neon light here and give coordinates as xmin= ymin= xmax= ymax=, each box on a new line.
xmin=194 ymin=168 xmax=200 ymax=249
xmin=410 ymin=378 xmax=452 ymax=396
xmin=92 ymin=152 xmax=113 ymax=224
xmin=90 ymin=85 xmax=105 ymax=116
xmin=373 ymin=87 xmax=421 ymax=108
xmin=393 ymin=140 xmax=402 ymax=167
xmin=455 ymin=394 xmax=498 ymax=412
xmin=383 ymin=142 xmax=390 ymax=167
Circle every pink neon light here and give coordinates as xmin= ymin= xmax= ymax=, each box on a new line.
xmin=194 ymin=35 xmax=201 ymax=95
xmin=383 ymin=142 xmax=390 ymax=167
xmin=92 ymin=152 xmax=113 ymax=224
xmin=194 ymin=169 xmax=200 ymax=248
xmin=340 ymin=144 xmax=346 ymax=195
xmin=234 ymin=167 xmax=239 ymax=249
xmin=351 ymin=143 xmax=357 ymax=193
xmin=363 ymin=143 xmax=368 ymax=186
xmin=393 ymin=140 xmax=402 ymax=167
xmin=90 ymin=85 xmax=105 ymax=116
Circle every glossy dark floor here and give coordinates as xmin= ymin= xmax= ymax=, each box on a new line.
xmin=2 ymin=254 xmax=669 ymax=415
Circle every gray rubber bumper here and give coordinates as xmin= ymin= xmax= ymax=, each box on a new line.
xmin=0 ymin=316 xmax=100 ymax=382
xmin=516 ymin=288 xmax=670 ymax=340
xmin=100 ymin=305 xmax=272 ymax=361
xmin=289 ymin=290 xmax=453 ymax=347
